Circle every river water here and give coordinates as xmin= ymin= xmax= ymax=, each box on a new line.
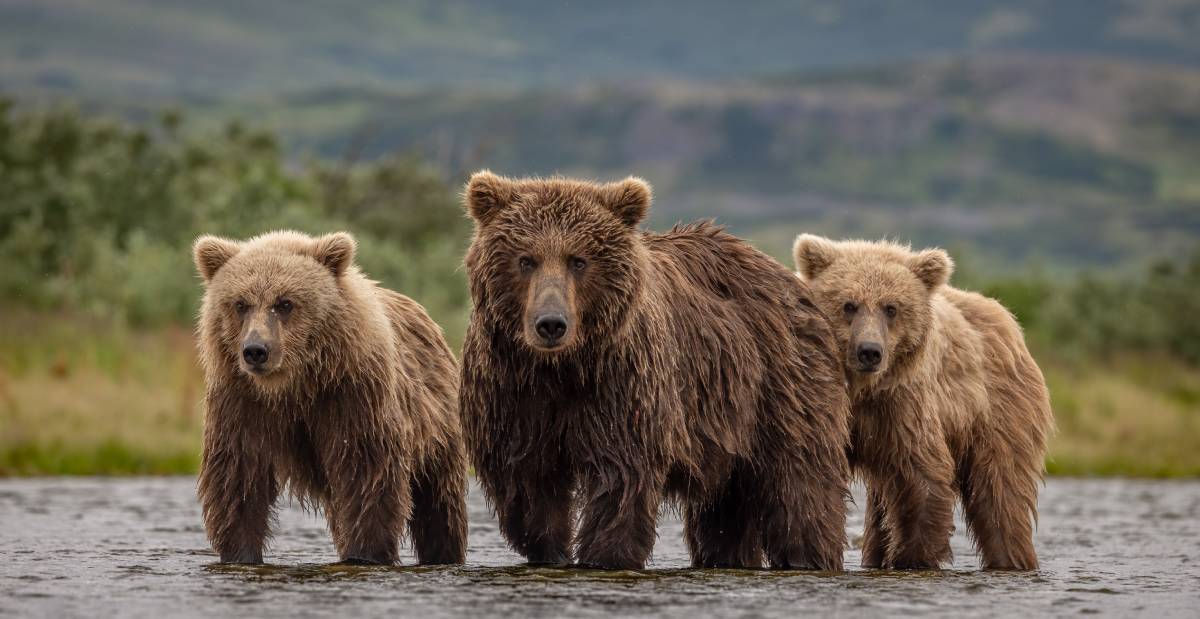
xmin=0 ymin=477 xmax=1196 ymax=617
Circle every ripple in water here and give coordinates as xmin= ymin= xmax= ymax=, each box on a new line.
xmin=0 ymin=477 xmax=1197 ymax=617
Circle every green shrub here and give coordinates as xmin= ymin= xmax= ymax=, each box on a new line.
xmin=0 ymin=100 xmax=471 ymax=334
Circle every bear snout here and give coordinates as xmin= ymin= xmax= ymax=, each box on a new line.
xmin=534 ymin=313 xmax=568 ymax=345
xmin=524 ymin=271 xmax=575 ymax=351
xmin=242 ymin=341 xmax=270 ymax=368
xmin=855 ymin=341 xmax=884 ymax=371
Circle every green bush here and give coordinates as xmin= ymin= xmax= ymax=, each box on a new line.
xmin=0 ymin=100 xmax=471 ymax=335
xmin=978 ymin=252 xmax=1200 ymax=367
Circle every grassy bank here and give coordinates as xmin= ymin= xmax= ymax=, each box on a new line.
xmin=2 ymin=313 xmax=1197 ymax=478
xmin=1044 ymin=361 xmax=1200 ymax=477
xmin=0 ymin=314 xmax=202 ymax=475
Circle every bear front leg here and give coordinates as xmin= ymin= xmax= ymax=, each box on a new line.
xmin=573 ymin=467 xmax=662 ymax=570
xmin=322 ymin=441 xmax=411 ymax=565
xmin=752 ymin=445 xmax=849 ymax=571
xmin=489 ymin=469 xmax=576 ymax=566
xmin=197 ymin=433 xmax=278 ymax=564
xmin=860 ymin=483 xmax=890 ymax=568
xmin=326 ymin=485 xmax=409 ymax=565
xmin=408 ymin=441 xmax=469 ymax=565
xmin=879 ymin=464 xmax=956 ymax=569
xmin=684 ymin=467 xmax=763 ymax=568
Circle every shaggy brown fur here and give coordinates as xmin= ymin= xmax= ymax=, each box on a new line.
xmin=460 ymin=172 xmax=851 ymax=571
xmin=793 ymin=234 xmax=1054 ymax=570
xmin=193 ymin=230 xmax=467 ymax=565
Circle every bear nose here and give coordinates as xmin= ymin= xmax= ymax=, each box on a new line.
xmin=535 ymin=314 xmax=568 ymax=343
xmin=856 ymin=342 xmax=883 ymax=368
xmin=242 ymin=342 xmax=270 ymax=366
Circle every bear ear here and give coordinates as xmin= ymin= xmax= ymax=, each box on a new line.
xmin=464 ymin=170 xmax=515 ymax=226
xmin=793 ymin=234 xmax=839 ymax=280
xmin=193 ymin=235 xmax=241 ymax=283
xmin=600 ymin=177 xmax=652 ymax=227
xmin=311 ymin=232 xmax=357 ymax=277
xmin=909 ymin=248 xmax=954 ymax=291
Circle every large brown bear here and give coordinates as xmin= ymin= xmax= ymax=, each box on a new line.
xmin=193 ymin=230 xmax=467 ymax=565
xmin=460 ymin=172 xmax=851 ymax=571
xmin=793 ymin=234 xmax=1054 ymax=570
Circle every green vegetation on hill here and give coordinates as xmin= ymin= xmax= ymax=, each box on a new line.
xmin=0 ymin=98 xmax=471 ymax=335
xmin=174 ymin=56 xmax=1200 ymax=270
xmin=0 ymin=104 xmax=1197 ymax=477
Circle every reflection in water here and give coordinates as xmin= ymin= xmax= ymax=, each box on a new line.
xmin=1 ymin=478 xmax=1198 ymax=617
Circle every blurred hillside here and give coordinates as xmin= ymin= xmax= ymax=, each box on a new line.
xmin=221 ymin=56 xmax=1200 ymax=268
xmin=4 ymin=2 xmax=1200 ymax=268
xmin=4 ymin=0 xmax=1200 ymax=96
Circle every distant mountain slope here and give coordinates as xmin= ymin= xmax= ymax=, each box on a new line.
xmin=3 ymin=0 xmax=1200 ymax=98
xmin=218 ymin=55 xmax=1198 ymax=268
xmin=240 ymin=56 xmax=1198 ymax=201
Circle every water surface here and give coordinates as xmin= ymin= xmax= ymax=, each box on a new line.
xmin=1 ymin=478 xmax=1197 ymax=617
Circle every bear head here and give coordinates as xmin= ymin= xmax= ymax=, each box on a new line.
xmin=193 ymin=230 xmax=357 ymax=394
xmin=463 ymin=170 xmax=652 ymax=357
xmin=793 ymin=234 xmax=952 ymax=381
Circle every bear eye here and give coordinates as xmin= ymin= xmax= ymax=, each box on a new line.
xmin=569 ymin=256 xmax=587 ymax=272
xmin=518 ymin=256 xmax=537 ymax=272
xmin=843 ymin=302 xmax=857 ymax=315
xmin=885 ymin=304 xmax=898 ymax=318
xmin=233 ymin=300 xmax=249 ymax=314
xmin=274 ymin=298 xmax=294 ymax=314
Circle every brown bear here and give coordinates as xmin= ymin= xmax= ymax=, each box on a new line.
xmin=793 ymin=234 xmax=1054 ymax=570
xmin=459 ymin=171 xmax=852 ymax=571
xmin=192 ymin=230 xmax=467 ymax=565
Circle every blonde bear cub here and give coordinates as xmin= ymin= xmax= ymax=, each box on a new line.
xmin=794 ymin=234 xmax=1053 ymax=570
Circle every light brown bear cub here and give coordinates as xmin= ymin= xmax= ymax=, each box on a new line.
xmin=793 ymin=234 xmax=1053 ymax=570
xmin=193 ymin=230 xmax=467 ymax=565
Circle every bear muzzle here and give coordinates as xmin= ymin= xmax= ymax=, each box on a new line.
xmin=524 ymin=268 xmax=577 ymax=352
xmin=238 ymin=315 xmax=284 ymax=377
xmin=849 ymin=312 xmax=889 ymax=374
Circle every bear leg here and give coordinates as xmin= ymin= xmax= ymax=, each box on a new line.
xmin=198 ymin=438 xmax=279 ymax=564
xmin=492 ymin=472 xmax=576 ymax=566
xmin=574 ymin=469 xmax=661 ymax=570
xmin=753 ymin=449 xmax=848 ymax=571
xmin=324 ymin=456 xmax=410 ymax=565
xmin=959 ymin=443 xmax=1041 ymax=570
xmin=879 ymin=468 xmax=956 ymax=569
xmin=860 ymin=483 xmax=890 ymax=568
xmin=684 ymin=467 xmax=763 ymax=568
xmin=327 ymin=496 xmax=406 ymax=565
xmin=408 ymin=443 xmax=469 ymax=565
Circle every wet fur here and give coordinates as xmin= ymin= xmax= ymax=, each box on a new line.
xmin=194 ymin=231 xmax=467 ymax=565
xmin=794 ymin=235 xmax=1054 ymax=570
xmin=461 ymin=173 xmax=851 ymax=570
